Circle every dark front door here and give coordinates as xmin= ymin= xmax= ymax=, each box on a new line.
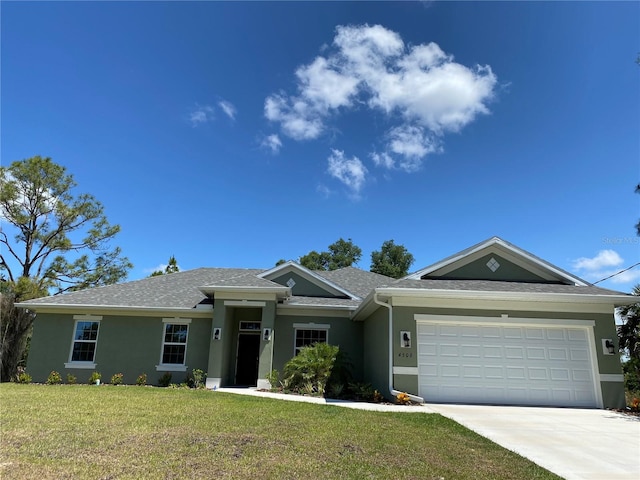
xmin=235 ymin=333 xmax=260 ymax=386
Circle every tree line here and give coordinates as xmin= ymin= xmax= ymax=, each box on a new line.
xmin=1 ymin=155 xmax=639 ymax=399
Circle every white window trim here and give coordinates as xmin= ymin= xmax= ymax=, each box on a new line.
xmin=156 ymin=319 xmax=190 ymax=372
xmin=293 ymin=324 xmax=330 ymax=355
xmin=66 ymin=316 xmax=102 ymax=368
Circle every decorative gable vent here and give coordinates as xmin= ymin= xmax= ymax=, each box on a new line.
xmin=486 ymin=257 xmax=501 ymax=272
xmin=286 ymin=278 xmax=296 ymax=288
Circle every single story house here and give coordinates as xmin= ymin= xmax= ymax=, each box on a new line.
xmin=19 ymin=237 xmax=635 ymax=408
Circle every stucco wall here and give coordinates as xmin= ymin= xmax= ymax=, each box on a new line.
xmin=362 ymin=308 xmax=390 ymax=397
xmin=272 ymin=314 xmax=363 ymax=380
xmin=27 ymin=313 xmax=211 ymax=385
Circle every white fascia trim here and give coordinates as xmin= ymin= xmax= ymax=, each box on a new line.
xmin=278 ymin=303 xmax=355 ymax=311
xmin=198 ymin=285 xmax=290 ymax=297
xmin=277 ymin=305 xmax=353 ymax=318
xmin=375 ymin=287 xmax=635 ymax=305
xmin=224 ymin=300 xmax=267 ymax=307
xmin=393 ymin=366 xmax=419 ymax=375
xmin=414 ymin=313 xmax=596 ymax=328
xmin=73 ymin=314 xmax=103 ymax=321
xmin=64 ymin=362 xmax=97 ymax=369
xmin=293 ymin=323 xmax=331 ymax=329
xmin=162 ymin=317 xmax=192 ymax=324
xmin=14 ymin=303 xmax=213 ymax=317
xmin=258 ymin=262 xmax=360 ymax=300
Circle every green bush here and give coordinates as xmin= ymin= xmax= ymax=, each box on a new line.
xmin=110 ymin=373 xmax=124 ymax=385
xmin=136 ymin=373 xmax=147 ymax=386
xmin=46 ymin=370 xmax=62 ymax=385
xmin=348 ymin=382 xmax=376 ymax=401
xmin=283 ymin=343 xmax=351 ymax=396
xmin=88 ymin=371 xmax=101 ymax=385
xmin=16 ymin=371 xmax=32 ymax=384
xmin=266 ymin=369 xmax=280 ymax=391
xmin=66 ymin=373 xmax=77 ymax=384
xmin=158 ymin=372 xmax=172 ymax=387
xmin=186 ymin=368 xmax=207 ymax=389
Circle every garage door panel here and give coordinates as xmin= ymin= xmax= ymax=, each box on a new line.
xmin=504 ymin=327 xmax=523 ymax=339
xmin=505 ymin=346 xmax=524 ymax=359
xmin=417 ymin=322 xmax=597 ymax=407
xmin=548 ymin=348 xmax=568 ymax=360
xmin=568 ymin=329 xmax=587 ymax=341
xmin=570 ymin=349 xmax=588 ymax=361
xmin=525 ymin=328 xmax=545 ymax=340
xmin=481 ymin=326 xmax=501 ymax=338
xmin=526 ymin=347 xmax=546 ymax=360
xmin=547 ymin=329 xmax=565 ymax=341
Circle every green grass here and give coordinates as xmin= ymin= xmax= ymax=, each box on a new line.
xmin=0 ymin=384 xmax=560 ymax=479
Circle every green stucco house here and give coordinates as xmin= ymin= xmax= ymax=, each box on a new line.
xmin=19 ymin=237 xmax=634 ymax=409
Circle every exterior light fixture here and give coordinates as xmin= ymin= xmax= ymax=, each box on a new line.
xmin=605 ymin=339 xmax=615 ymax=355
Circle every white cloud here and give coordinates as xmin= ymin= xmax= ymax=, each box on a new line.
xmin=218 ymin=100 xmax=237 ymax=120
xmin=189 ymin=104 xmax=215 ymax=127
xmin=370 ymin=151 xmax=395 ymax=169
xmin=572 ymin=249 xmax=639 ymax=286
xmin=327 ymin=149 xmax=367 ymax=196
xmin=261 ymin=134 xmax=282 ymax=154
xmin=264 ymin=94 xmax=324 ymax=140
xmin=264 ymin=24 xmax=497 ymax=184
xmin=386 ymin=125 xmax=441 ymax=172
xmin=573 ymin=250 xmax=623 ymax=271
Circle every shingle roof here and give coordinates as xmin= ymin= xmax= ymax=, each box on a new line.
xmin=18 ymin=264 xmax=631 ymax=312
xmin=314 ymin=267 xmax=393 ymax=298
xmin=387 ymin=278 xmax=629 ymax=296
xmin=21 ymin=268 xmax=262 ymax=309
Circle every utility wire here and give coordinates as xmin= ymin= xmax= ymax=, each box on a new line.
xmin=593 ymin=261 xmax=640 ymax=285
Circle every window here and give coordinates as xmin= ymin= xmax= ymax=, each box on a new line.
xmin=294 ymin=328 xmax=328 ymax=355
xmin=66 ymin=316 xmax=102 ymax=368
xmin=157 ymin=318 xmax=191 ymax=371
xmin=162 ymin=324 xmax=188 ymax=364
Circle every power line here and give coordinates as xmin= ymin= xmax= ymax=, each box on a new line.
xmin=593 ymin=261 xmax=640 ymax=285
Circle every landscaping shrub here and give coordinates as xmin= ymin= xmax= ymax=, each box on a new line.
xmin=348 ymin=382 xmax=376 ymax=401
xmin=266 ymin=369 xmax=280 ymax=391
xmin=110 ymin=373 xmax=124 ymax=385
xmin=16 ymin=371 xmax=32 ymax=384
xmin=158 ymin=372 xmax=172 ymax=387
xmin=136 ymin=373 xmax=147 ymax=386
xmin=46 ymin=370 xmax=62 ymax=385
xmin=88 ymin=371 xmax=101 ymax=385
xmin=283 ymin=343 xmax=351 ymax=396
xmin=395 ymin=392 xmax=411 ymax=405
xmin=187 ymin=368 xmax=206 ymax=389
xmin=66 ymin=373 xmax=77 ymax=384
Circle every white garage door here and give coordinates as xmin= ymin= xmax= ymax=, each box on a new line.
xmin=417 ymin=321 xmax=598 ymax=407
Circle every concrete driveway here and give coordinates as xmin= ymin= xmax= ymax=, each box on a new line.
xmin=428 ymin=404 xmax=640 ymax=480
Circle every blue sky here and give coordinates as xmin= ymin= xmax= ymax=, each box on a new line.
xmin=2 ymin=1 xmax=639 ymax=292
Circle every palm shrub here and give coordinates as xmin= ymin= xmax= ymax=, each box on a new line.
xmin=283 ymin=343 xmax=351 ymax=396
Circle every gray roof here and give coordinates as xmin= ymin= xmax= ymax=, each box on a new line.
xmin=21 ymin=268 xmax=262 ymax=309
xmin=314 ymin=267 xmax=393 ymax=298
xmin=388 ymin=278 xmax=629 ymax=296
xmin=18 ymin=263 xmax=631 ymax=312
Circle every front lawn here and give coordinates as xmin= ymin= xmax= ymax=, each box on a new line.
xmin=0 ymin=384 xmax=560 ymax=479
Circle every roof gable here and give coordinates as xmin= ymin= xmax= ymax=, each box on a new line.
xmin=258 ymin=261 xmax=358 ymax=299
xmin=405 ymin=237 xmax=588 ymax=286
